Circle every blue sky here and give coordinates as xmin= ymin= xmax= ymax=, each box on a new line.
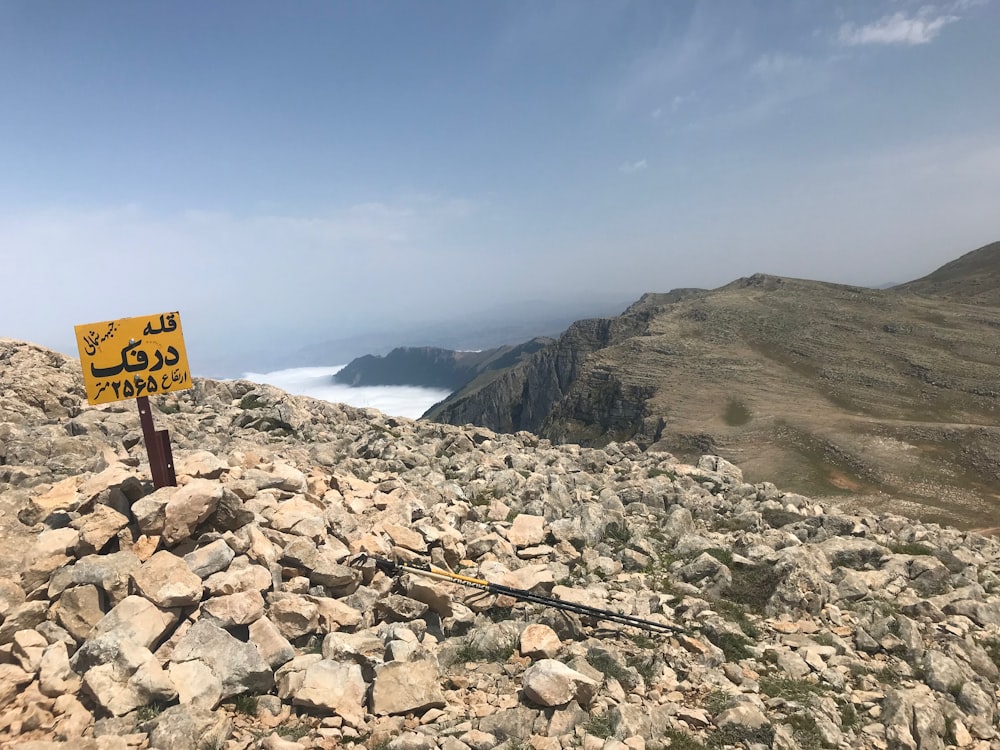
xmin=2 ymin=0 xmax=998 ymax=374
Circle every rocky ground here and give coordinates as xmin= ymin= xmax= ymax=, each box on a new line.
xmin=4 ymin=338 xmax=1000 ymax=750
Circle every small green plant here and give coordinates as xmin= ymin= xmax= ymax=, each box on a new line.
xmin=786 ymin=713 xmax=824 ymax=750
xmin=712 ymin=600 xmax=761 ymax=639
xmin=453 ymin=639 xmax=515 ymax=664
xmin=648 ymin=467 xmax=678 ymax=480
xmin=134 ymin=702 xmax=167 ymax=724
xmin=888 ymin=541 xmax=933 ymax=556
xmin=661 ymin=728 xmax=706 ymax=749
xmin=707 ymin=724 xmax=775 ymax=749
xmin=761 ymin=507 xmax=806 ymax=528
xmin=726 ymin=562 xmax=784 ymax=613
xmin=587 ymin=652 xmax=632 ymax=684
xmin=231 ymin=693 xmax=258 ymax=715
xmin=706 ymin=548 xmax=734 ymax=566
xmin=583 ymin=712 xmax=617 ymax=739
xmin=279 ymin=721 xmax=311 ymax=741
xmin=759 ymin=676 xmax=828 ymax=702
xmin=838 ymin=699 xmax=860 ymax=729
xmin=604 ymin=521 xmax=632 ymax=547
xmin=702 ymin=689 xmax=732 ymax=716
xmin=705 ymin=630 xmax=753 ymax=662
xmin=723 ymin=399 xmax=752 ymax=426
xmin=239 ymin=393 xmax=268 ymax=410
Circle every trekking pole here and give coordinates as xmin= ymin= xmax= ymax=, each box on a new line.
xmin=350 ymin=553 xmax=681 ymax=635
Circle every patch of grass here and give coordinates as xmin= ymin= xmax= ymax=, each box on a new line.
xmin=587 ymin=652 xmax=632 ymax=684
xmin=134 ymin=702 xmax=167 ymax=724
xmin=723 ymin=399 xmax=752 ymax=427
xmin=279 ymin=722 xmax=312 ymax=741
xmin=707 ymin=724 xmax=775 ymax=749
xmin=583 ymin=712 xmax=617 ymax=739
xmin=702 ymin=689 xmax=732 ymax=716
xmin=705 ymin=548 xmax=734 ymax=566
xmin=726 ymin=562 xmax=784 ymax=614
xmin=983 ymin=637 xmax=1000 ymax=673
xmin=156 ymin=400 xmax=181 ymax=414
xmin=626 ymin=653 xmax=657 ymax=682
xmin=231 ymin=693 xmax=258 ymax=715
xmin=759 ymin=675 xmax=828 ymax=702
xmin=661 ymin=728 xmax=706 ymax=749
xmin=485 ymin=606 xmax=515 ymax=623
xmin=761 ymin=507 xmax=806 ymax=528
xmin=604 ymin=521 xmax=632 ymax=547
xmin=887 ymin=541 xmax=933 ymax=556
xmin=838 ymin=699 xmax=860 ymax=729
xmin=453 ymin=639 xmax=516 ymax=664
xmin=786 ymin=714 xmax=825 ymax=750
xmin=630 ymin=633 xmax=657 ymax=649
xmin=648 ymin=467 xmax=678 ymax=480
xmin=712 ymin=600 xmax=761 ymax=639
xmin=705 ymin=630 xmax=753 ymax=662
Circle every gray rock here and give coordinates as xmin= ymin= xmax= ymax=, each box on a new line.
xmin=521 ymin=659 xmax=599 ymax=708
xmin=201 ymin=589 xmax=265 ymax=627
xmin=922 ymin=650 xmax=967 ymax=694
xmin=287 ymin=658 xmax=367 ymax=727
xmin=248 ymin=616 xmax=295 ymax=669
xmin=48 ymin=551 xmax=141 ymax=606
xmin=52 ymin=584 xmax=105 ymax=642
xmin=183 ymin=539 xmax=236 ymax=579
xmin=370 ymin=659 xmax=447 ymax=715
xmin=170 ymin=618 xmax=273 ymax=699
xmin=86 ymin=595 xmax=180 ymax=650
xmin=143 ymin=704 xmax=233 ymax=750
xmin=131 ymin=550 xmax=204 ymax=608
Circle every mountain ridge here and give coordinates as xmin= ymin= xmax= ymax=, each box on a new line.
xmin=422 ymin=241 xmax=1000 ymax=528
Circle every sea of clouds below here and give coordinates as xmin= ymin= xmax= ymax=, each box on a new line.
xmin=241 ymin=366 xmax=452 ymax=420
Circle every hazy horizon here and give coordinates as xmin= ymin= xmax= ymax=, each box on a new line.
xmin=4 ymin=1 xmax=998 ymax=375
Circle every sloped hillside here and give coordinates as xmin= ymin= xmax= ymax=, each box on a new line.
xmin=4 ymin=339 xmax=1000 ymax=749
xmin=427 ymin=245 xmax=1000 ymax=529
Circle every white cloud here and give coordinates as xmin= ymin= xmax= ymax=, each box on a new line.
xmin=838 ymin=11 xmax=958 ymax=46
xmin=618 ymin=159 xmax=648 ymax=174
xmin=749 ymin=53 xmax=802 ymax=79
xmin=242 ymin=365 xmax=451 ymax=419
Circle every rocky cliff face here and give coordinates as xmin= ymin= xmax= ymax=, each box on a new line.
xmin=426 ymin=314 xmax=658 ymax=439
xmin=5 ymin=339 xmax=1000 ymax=750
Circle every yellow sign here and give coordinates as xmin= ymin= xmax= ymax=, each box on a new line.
xmin=75 ymin=311 xmax=192 ymax=405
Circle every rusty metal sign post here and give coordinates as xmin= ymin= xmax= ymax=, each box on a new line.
xmin=136 ymin=395 xmax=176 ymax=488
xmin=75 ymin=311 xmax=193 ymax=490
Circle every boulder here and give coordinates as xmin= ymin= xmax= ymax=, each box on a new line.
xmin=521 ymin=659 xmax=599 ymax=708
xmin=370 ymin=659 xmax=447 ymax=715
xmin=131 ymin=551 xmax=204 ymax=608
